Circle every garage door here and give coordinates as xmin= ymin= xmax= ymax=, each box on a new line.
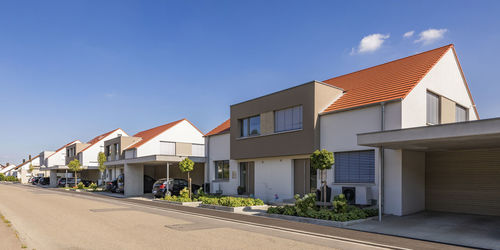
xmin=426 ymin=148 xmax=500 ymax=216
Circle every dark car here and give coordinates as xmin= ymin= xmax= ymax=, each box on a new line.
xmin=152 ymin=178 xmax=201 ymax=198
xmin=38 ymin=177 xmax=50 ymax=185
xmin=31 ymin=177 xmax=41 ymax=185
xmin=57 ymin=178 xmax=92 ymax=187
xmin=113 ymin=174 xmax=156 ymax=194
xmin=106 ymin=179 xmax=118 ymax=192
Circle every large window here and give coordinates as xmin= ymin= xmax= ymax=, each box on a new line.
xmin=334 ymin=150 xmax=375 ymax=183
xmin=240 ymin=115 xmax=260 ymax=137
xmin=456 ymin=104 xmax=468 ymax=122
xmin=275 ymin=105 xmax=303 ymax=133
xmin=215 ymin=160 xmax=230 ymax=181
xmin=426 ymin=91 xmax=440 ymax=125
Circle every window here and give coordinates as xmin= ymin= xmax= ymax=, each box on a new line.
xmin=426 ymin=91 xmax=440 ymax=125
xmin=192 ymin=144 xmax=205 ymax=157
xmin=334 ymin=150 xmax=375 ymax=183
xmin=456 ymin=104 xmax=468 ymax=122
xmin=240 ymin=115 xmax=260 ymax=137
xmin=160 ymin=141 xmax=176 ymax=155
xmin=105 ymin=145 xmax=111 ymax=156
xmin=215 ymin=160 xmax=230 ymax=180
xmin=275 ymin=105 xmax=303 ymax=132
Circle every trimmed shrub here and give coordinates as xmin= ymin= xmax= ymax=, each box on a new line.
xmin=77 ymin=182 xmax=85 ymax=189
xmin=294 ymin=193 xmax=317 ymax=217
xmin=89 ymin=182 xmax=98 ymax=191
xmin=4 ymin=176 xmax=18 ymax=182
xmin=0 ymin=173 xmax=5 ymax=181
xmin=332 ymin=194 xmax=348 ymax=213
xmin=197 ymin=195 xmax=264 ymax=207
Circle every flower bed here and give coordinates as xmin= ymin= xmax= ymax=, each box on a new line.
xmin=197 ymin=195 xmax=265 ymax=207
xmin=267 ymin=193 xmax=378 ymax=222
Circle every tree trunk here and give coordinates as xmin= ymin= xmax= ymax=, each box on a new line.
xmin=188 ymin=172 xmax=192 ymax=199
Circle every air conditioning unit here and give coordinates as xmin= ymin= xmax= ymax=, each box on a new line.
xmin=342 ymin=186 xmax=372 ymax=205
xmin=342 ymin=187 xmax=356 ymax=204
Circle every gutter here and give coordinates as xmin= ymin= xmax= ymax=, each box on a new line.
xmin=378 ymin=102 xmax=385 ymax=222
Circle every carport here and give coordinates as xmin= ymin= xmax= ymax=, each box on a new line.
xmin=358 ymin=118 xmax=500 ymax=218
xmin=108 ymin=155 xmax=205 ymax=196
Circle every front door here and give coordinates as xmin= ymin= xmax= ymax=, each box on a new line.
xmin=239 ymin=162 xmax=254 ymax=195
xmin=294 ymin=159 xmax=316 ymax=196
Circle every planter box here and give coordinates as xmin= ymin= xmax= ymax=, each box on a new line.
xmin=261 ymin=213 xmax=376 ymax=228
xmin=155 ymin=200 xmax=202 ymax=207
xmin=199 ymin=203 xmax=268 ymax=213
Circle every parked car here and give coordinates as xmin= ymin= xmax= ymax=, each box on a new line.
xmin=29 ymin=176 xmax=40 ymax=184
xmin=112 ymin=174 xmax=157 ymax=194
xmin=38 ymin=177 xmax=50 ymax=185
xmin=106 ymin=179 xmax=118 ymax=192
xmin=152 ymin=178 xmax=201 ymax=198
xmin=57 ymin=178 xmax=92 ymax=187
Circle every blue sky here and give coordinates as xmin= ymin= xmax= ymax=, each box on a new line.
xmin=1 ymin=0 xmax=500 ymax=164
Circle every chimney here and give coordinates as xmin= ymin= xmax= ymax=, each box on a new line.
xmin=29 ymin=155 xmax=32 ymax=160
xmin=6 ymin=163 xmax=9 ymax=166
xmin=23 ymin=159 xmax=26 ymax=163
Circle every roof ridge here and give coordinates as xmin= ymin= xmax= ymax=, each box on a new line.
xmin=80 ymin=128 xmax=123 ymax=153
xmin=324 ymin=44 xmax=453 ymax=86
xmin=132 ymin=118 xmax=186 ymax=137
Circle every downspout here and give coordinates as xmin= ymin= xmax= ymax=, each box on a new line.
xmin=378 ymin=102 xmax=385 ymax=222
xmin=206 ymin=136 xmax=210 ymax=193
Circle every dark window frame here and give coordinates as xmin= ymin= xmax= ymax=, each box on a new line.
xmin=334 ymin=150 xmax=375 ymax=184
xmin=239 ymin=115 xmax=260 ymax=137
xmin=274 ymin=105 xmax=303 ymax=133
xmin=214 ymin=160 xmax=230 ymax=181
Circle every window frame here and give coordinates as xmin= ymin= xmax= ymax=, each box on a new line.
xmin=426 ymin=91 xmax=441 ymax=125
xmin=239 ymin=115 xmax=261 ymax=137
xmin=214 ymin=160 xmax=230 ymax=181
xmin=334 ymin=150 xmax=375 ymax=184
xmin=455 ymin=104 xmax=468 ymax=122
xmin=274 ymin=105 xmax=303 ymax=133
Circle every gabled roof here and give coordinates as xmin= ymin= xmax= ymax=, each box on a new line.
xmin=15 ymin=155 xmax=40 ymax=170
xmin=47 ymin=140 xmax=81 ymax=159
xmin=125 ymin=119 xmax=187 ymax=150
xmin=80 ymin=128 xmax=123 ymax=153
xmin=205 ymin=119 xmax=230 ymax=137
xmin=321 ymin=44 xmax=478 ymax=117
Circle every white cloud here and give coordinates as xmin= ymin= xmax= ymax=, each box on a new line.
xmin=352 ymin=33 xmax=390 ymax=55
xmin=415 ymin=28 xmax=447 ymax=45
xmin=403 ymin=30 xmax=414 ymax=38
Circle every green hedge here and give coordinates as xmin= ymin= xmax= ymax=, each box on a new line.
xmin=197 ymin=195 xmax=265 ymax=207
xmin=0 ymin=175 xmax=19 ymax=182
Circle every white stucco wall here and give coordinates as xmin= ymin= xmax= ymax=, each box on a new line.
xmin=401 ymin=150 xmax=426 ymax=215
xmin=206 ymin=133 xmax=239 ymax=195
xmin=252 ymin=156 xmax=301 ymax=203
xmin=320 ymin=102 xmax=402 ymax=208
xmin=402 ymin=49 xmax=478 ymax=128
xmin=136 ymin=120 xmax=205 ymax=157
xmin=46 ymin=141 xmax=80 ymax=167
xmin=81 ymin=129 xmax=127 ymax=167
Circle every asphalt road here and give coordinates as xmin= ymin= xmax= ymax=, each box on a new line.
xmin=0 ymin=183 xmax=466 ymax=250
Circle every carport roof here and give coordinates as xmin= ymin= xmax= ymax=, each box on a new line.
xmin=357 ymin=118 xmax=500 ymax=151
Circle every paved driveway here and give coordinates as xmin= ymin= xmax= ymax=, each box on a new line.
xmin=346 ymin=211 xmax=500 ymax=249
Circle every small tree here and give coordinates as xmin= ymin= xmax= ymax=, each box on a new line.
xmin=310 ymin=149 xmax=334 ymax=206
xmin=68 ymin=159 xmax=82 ymax=187
xmin=179 ymin=158 xmax=195 ymax=199
xmin=97 ymin=152 xmax=107 ymax=186
xmin=28 ymin=163 xmax=34 ymax=173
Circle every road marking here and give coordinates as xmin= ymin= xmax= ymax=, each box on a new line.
xmin=11 ymin=184 xmax=408 ymax=250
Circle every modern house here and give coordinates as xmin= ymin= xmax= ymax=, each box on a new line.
xmin=205 ymin=44 xmax=498 ymax=217
xmin=14 ymin=155 xmax=43 ymax=183
xmin=64 ymin=128 xmax=127 ymax=185
xmin=39 ymin=140 xmax=81 ymax=187
xmin=104 ymin=119 xmax=205 ymax=196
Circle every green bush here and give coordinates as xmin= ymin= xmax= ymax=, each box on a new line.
xmin=179 ymin=187 xmax=190 ymax=199
xmin=3 ymin=176 xmax=18 ymax=182
xmin=163 ymin=195 xmax=193 ymax=202
xmin=332 ymin=194 xmax=348 ymax=213
xmin=89 ymin=182 xmax=98 ymax=191
xmin=197 ymin=195 xmax=264 ymax=207
xmin=294 ymin=193 xmax=317 ymax=216
xmin=0 ymin=173 xmax=5 ymax=181
xmin=77 ymin=182 xmax=85 ymax=189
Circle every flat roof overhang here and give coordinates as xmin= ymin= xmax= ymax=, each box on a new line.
xmin=104 ymin=155 xmax=206 ymax=166
xmin=357 ymin=118 xmax=500 ymax=151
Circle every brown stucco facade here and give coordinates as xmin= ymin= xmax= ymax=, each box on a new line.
xmin=230 ymin=81 xmax=343 ymax=159
xmin=104 ymin=136 xmax=141 ymax=161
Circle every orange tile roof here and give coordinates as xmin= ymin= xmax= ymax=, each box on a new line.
xmin=47 ymin=140 xmax=80 ymax=159
xmin=205 ymin=119 xmax=230 ymax=137
xmin=80 ymin=128 xmax=123 ymax=153
xmin=321 ymin=44 xmax=477 ymax=117
xmin=125 ymin=119 xmax=186 ymax=150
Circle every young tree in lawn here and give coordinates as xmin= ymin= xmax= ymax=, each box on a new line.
xmin=179 ymin=158 xmax=195 ymax=199
xmin=97 ymin=152 xmax=107 ymax=186
xmin=310 ymin=149 xmax=334 ymax=206
xmin=67 ymin=159 xmax=83 ymax=188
